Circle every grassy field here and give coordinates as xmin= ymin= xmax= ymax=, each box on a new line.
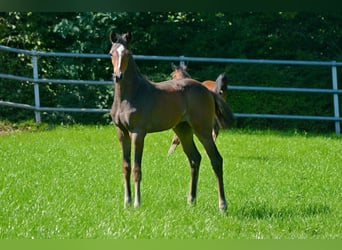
xmin=0 ymin=125 xmax=341 ymax=239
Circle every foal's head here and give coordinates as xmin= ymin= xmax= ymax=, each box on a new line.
xmin=109 ymin=32 xmax=132 ymax=81
xmin=171 ymin=63 xmax=191 ymax=79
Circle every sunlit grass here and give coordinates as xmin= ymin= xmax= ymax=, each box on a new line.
xmin=0 ymin=126 xmax=341 ymax=239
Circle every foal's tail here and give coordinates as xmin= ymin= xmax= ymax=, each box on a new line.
xmin=213 ymin=93 xmax=234 ymax=129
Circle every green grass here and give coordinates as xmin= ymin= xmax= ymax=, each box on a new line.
xmin=0 ymin=125 xmax=341 ymax=239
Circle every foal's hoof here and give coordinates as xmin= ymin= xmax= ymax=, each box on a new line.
xmin=124 ymin=198 xmax=132 ymax=208
xmin=134 ymin=202 xmax=141 ymax=209
xmin=187 ymin=197 xmax=196 ymax=207
xmin=219 ymin=201 xmax=228 ymax=213
xmin=124 ymin=202 xmax=132 ymax=209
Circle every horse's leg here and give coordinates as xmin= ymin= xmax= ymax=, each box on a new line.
xmin=173 ymin=122 xmax=201 ymax=206
xmin=117 ymin=128 xmax=132 ymax=207
xmin=212 ymin=120 xmax=219 ymax=140
xmin=195 ymin=131 xmax=227 ymax=212
xmin=168 ymin=134 xmax=181 ymax=155
xmin=131 ymin=131 xmax=146 ymax=208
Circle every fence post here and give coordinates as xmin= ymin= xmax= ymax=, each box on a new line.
xmin=331 ymin=63 xmax=340 ymax=135
xmin=32 ymin=52 xmax=41 ymax=124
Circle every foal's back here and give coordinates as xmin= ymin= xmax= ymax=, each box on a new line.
xmin=132 ymin=77 xmax=215 ymax=133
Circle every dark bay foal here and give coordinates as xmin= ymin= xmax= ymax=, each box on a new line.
xmin=109 ymin=32 xmax=233 ymax=211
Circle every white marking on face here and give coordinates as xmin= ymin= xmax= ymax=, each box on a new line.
xmin=116 ymin=44 xmax=125 ymax=70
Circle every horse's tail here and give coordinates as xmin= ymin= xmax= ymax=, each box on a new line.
xmin=213 ymin=93 xmax=234 ymax=129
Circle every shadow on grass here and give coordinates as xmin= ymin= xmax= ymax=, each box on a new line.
xmin=236 ymin=201 xmax=331 ymax=220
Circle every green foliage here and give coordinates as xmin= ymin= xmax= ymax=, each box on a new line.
xmin=1 ymin=12 xmax=342 ymax=132
xmin=0 ymin=126 xmax=341 ymax=238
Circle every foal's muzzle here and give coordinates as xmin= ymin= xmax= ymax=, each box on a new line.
xmin=113 ymin=73 xmax=124 ymax=82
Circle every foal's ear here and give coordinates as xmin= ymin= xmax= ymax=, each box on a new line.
xmin=171 ymin=63 xmax=177 ymax=70
xmin=123 ymin=32 xmax=132 ymax=43
xmin=109 ymin=31 xmax=119 ymax=43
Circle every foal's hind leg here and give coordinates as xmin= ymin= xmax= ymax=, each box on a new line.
xmin=195 ymin=131 xmax=227 ymax=212
xmin=173 ymin=122 xmax=201 ymax=206
xmin=212 ymin=120 xmax=220 ymax=140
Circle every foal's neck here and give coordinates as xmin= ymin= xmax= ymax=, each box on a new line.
xmin=114 ymin=55 xmax=146 ymax=101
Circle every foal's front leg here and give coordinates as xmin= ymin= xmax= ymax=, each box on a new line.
xmin=131 ymin=132 xmax=146 ymax=208
xmin=117 ymin=128 xmax=132 ymax=207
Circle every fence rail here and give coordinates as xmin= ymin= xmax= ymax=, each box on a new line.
xmin=0 ymin=45 xmax=341 ymax=134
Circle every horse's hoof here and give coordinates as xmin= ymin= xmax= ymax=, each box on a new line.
xmin=219 ymin=201 xmax=228 ymax=213
xmin=187 ymin=196 xmax=196 ymax=207
xmin=124 ymin=199 xmax=132 ymax=208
